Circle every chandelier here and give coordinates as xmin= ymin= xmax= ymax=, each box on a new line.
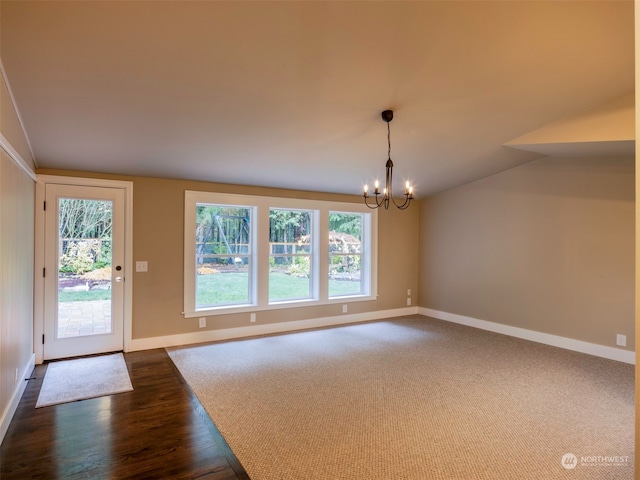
xmin=363 ymin=110 xmax=414 ymax=210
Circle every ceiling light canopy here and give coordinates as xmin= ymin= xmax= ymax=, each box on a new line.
xmin=363 ymin=110 xmax=414 ymax=210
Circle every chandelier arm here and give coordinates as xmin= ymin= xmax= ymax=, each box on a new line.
xmin=391 ymin=194 xmax=412 ymax=210
xmin=379 ymin=193 xmax=387 ymax=209
xmin=363 ymin=192 xmax=387 ymax=210
xmin=363 ymin=198 xmax=379 ymax=210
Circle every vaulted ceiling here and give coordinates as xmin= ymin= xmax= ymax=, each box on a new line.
xmin=1 ymin=1 xmax=634 ymax=196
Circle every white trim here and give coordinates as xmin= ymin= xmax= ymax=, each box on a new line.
xmin=419 ymin=307 xmax=636 ymax=365
xmin=130 ymin=307 xmax=418 ymax=351
xmin=0 ymin=133 xmax=36 ymax=181
xmin=0 ymin=353 xmax=35 ymax=444
xmin=123 ymin=182 xmax=134 ymax=353
xmin=37 ymin=174 xmax=132 ymax=190
xmin=33 ymin=181 xmax=46 ymax=364
xmin=34 ymin=175 xmax=134 ymax=360
xmin=0 ymin=59 xmax=37 ymax=167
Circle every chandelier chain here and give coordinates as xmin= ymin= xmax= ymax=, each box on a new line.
xmin=387 ymin=121 xmax=391 ymax=160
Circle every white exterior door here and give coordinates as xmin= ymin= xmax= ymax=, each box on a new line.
xmin=43 ymin=184 xmax=126 ymax=360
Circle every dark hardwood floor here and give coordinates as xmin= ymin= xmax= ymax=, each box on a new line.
xmin=0 ymin=349 xmax=250 ymax=480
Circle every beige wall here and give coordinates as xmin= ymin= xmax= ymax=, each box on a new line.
xmin=419 ymin=156 xmax=634 ymax=351
xmin=38 ymin=169 xmax=420 ymax=340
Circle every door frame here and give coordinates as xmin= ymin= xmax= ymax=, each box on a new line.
xmin=34 ymin=175 xmax=133 ymax=365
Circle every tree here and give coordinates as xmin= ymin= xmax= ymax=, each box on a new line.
xmin=329 ymin=212 xmax=361 ymax=238
xmin=59 ymin=199 xmax=112 ymax=239
xmin=195 ymin=206 xmax=250 ymax=267
xmin=269 ymin=210 xmax=309 ymax=243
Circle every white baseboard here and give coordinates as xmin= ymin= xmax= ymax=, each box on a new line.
xmin=129 ymin=307 xmax=419 ymax=352
xmin=419 ymin=307 xmax=635 ymax=365
xmin=128 ymin=305 xmax=635 ymax=365
xmin=0 ymin=353 xmax=35 ymax=444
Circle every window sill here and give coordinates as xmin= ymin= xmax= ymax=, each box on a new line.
xmin=184 ymin=294 xmax=376 ymax=318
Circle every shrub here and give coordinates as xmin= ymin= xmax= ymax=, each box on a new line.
xmin=59 ymin=240 xmax=100 ymax=274
xmin=287 ymin=256 xmax=310 ymax=278
xmin=197 ymin=265 xmax=220 ymax=275
xmin=81 ymin=267 xmax=112 ymax=281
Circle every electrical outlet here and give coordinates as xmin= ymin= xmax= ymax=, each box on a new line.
xmin=199 ymin=317 xmax=206 ymax=328
xmin=616 ymin=334 xmax=626 ymax=347
xmin=407 ymin=289 xmax=411 ymax=296
xmin=407 ymin=298 xmax=412 ymax=306
xmin=250 ymin=313 xmax=256 ymax=323
xmin=136 ymin=261 xmax=148 ymax=272
xmin=342 ymin=305 xmax=348 ymax=313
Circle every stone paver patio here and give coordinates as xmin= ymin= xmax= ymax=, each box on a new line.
xmin=57 ymin=300 xmax=112 ymax=338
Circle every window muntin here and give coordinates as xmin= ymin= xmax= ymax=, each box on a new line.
xmin=269 ymin=209 xmax=313 ymax=303
xmin=328 ymin=212 xmax=364 ymax=297
xmin=195 ymin=204 xmax=252 ymax=308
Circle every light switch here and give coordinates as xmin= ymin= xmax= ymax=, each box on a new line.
xmin=136 ymin=261 xmax=148 ymax=272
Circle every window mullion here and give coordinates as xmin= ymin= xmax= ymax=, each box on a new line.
xmin=256 ymin=203 xmax=270 ymax=307
xmin=317 ymin=208 xmax=329 ymax=301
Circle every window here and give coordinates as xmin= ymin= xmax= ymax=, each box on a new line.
xmin=195 ymin=204 xmax=253 ymax=308
xmin=184 ymin=191 xmax=377 ymax=317
xmin=328 ymin=212 xmax=364 ymax=298
xmin=269 ymin=209 xmax=314 ymax=303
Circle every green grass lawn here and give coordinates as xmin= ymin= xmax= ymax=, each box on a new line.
xmin=197 ymin=271 xmax=361 ymax=307
xmin=58 ymin=289 xmax=112 ymax=302
xmin=58 ymin=272 xmax=362 ymax=305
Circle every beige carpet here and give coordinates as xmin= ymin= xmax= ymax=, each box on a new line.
xmin=167 ymin=316 xmax=634 ymax=480
xmin=36 ymin=353 xmax=133 ymax=408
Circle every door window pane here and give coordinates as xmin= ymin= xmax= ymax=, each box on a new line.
xmin=196 ymin=205 xmax=252 ymax=308
xmin=57 ymin=198 xmax=113 ymax=338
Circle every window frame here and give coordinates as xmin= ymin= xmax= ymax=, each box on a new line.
xmin=184 ymin=191 xmax=377 ymax=318
xmin=268 ymin=207 xmax=316 ymax=305
xmin=327 ymin=211 xmax=368 ymax=299
xmin=194 ymin=203 xmax=255 ymax=310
